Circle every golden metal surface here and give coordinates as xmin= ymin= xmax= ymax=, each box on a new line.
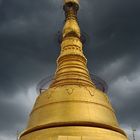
xmin=63 ymin=19 xmax=81 ymax=38
xmin=20 ymin=127 xmax=127 ymax=140
xmin=19 ymin=0 xmax=128 ymax=139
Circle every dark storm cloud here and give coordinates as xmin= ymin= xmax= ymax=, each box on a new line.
xmin=0 ymin=0 xmax=140 ymax=139
xmin=0 ymin=0 xmax=63 ymax=97
xmin=80 ymin=0 xmax=140 ymax=74
xmin=0 ymin=98 xmax=25 ymax=132
xmin=108 ymin=67 xmax=140 ymax=120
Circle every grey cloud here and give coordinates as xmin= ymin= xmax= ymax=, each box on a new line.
xmin=109 ymin=70 xmax=140 ymax=128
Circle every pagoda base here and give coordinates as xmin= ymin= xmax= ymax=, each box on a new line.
xmin=20 ymin=126 xmax=128 ymax=140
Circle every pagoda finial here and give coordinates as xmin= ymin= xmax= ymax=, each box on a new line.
xmin=63 ymin=0 xmax=80 ymax=38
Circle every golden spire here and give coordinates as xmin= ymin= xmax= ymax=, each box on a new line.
xmin=19 ymin=0 xmax=128 ymax=140
xmin=50 ymin=0 xmax=94 ymax=88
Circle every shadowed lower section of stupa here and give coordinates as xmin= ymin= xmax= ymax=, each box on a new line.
xmin=19 ymin=0 xmax=128 ymax=140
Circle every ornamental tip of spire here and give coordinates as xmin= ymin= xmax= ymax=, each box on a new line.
xmin=64 ymin=0 xmax=79 ymax=5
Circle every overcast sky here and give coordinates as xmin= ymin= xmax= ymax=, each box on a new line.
xmin=0 ymin=0 xmax=140 ymax=140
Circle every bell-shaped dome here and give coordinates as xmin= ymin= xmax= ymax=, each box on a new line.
xmin=19 ymin=0 xmax=128 ymax=140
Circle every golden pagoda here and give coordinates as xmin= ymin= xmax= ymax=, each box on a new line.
xmin=19 ymin=0 xmax=128 ymax=140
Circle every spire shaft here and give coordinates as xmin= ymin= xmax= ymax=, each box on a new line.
xmin=50 ymin=0 xmax=94 ymax=87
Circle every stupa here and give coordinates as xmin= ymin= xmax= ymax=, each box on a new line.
xmin=19 ymin=0 xmax=128 ymax=139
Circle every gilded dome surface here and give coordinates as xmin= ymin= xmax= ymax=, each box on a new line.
xmin=19 ymin=0 xmax=128 ymax=139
